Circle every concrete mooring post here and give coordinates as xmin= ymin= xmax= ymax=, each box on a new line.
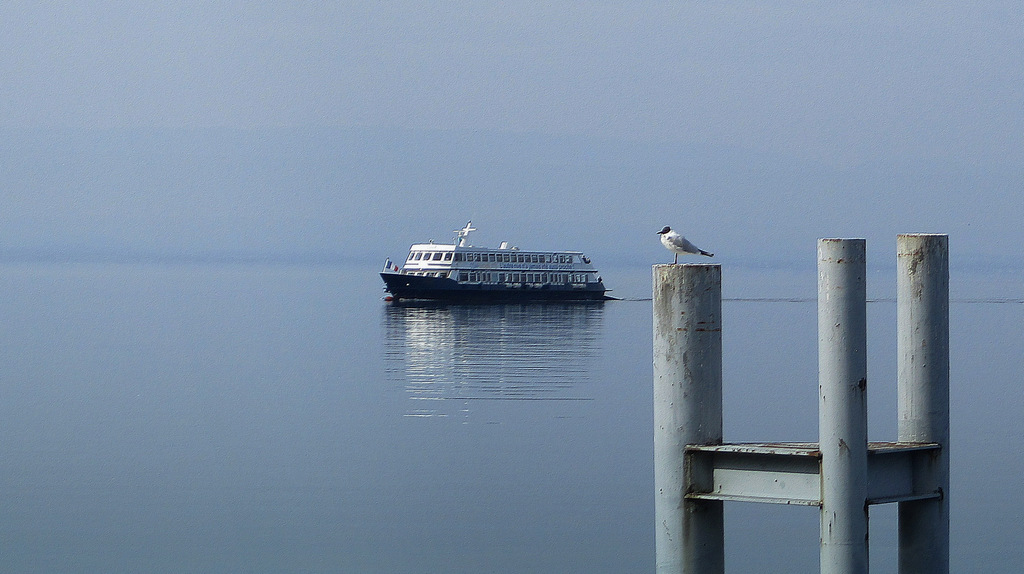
xmin=817 ymin=239 xmax=869 ymax=574
xmin=896 ymin=234 xmax=950 ymax=573
xmin=655 ymin=236 xmax=949 ymax=574
xmin=653 ymin=264 xmax=724 ymax=574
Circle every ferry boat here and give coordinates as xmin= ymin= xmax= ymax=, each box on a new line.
xmin=381 ymin=222 xmax=611 ymax=302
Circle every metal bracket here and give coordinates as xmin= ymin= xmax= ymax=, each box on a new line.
xmin=685 ymin=441 xmax=942 ymax=506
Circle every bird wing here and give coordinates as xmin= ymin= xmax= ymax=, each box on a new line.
xmin=675 ymin=236 xmax=698 ymax=252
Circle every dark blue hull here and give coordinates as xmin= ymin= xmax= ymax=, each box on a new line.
xmin=381 ymin=272 xmax=610 ymax=302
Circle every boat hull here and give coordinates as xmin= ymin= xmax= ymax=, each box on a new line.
xmin=380 ymin=272 xmax=610 ymax=302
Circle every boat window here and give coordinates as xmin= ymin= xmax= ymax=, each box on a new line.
xmin=444 ymin=252 xmax=453 ymax=261
xmin=431 ymin=252 xmax=442 ymax=261
xmin=407 ymin=252 xmax=415 ymax=261
xmin=454 ymin=253 xmax=462 ymax=261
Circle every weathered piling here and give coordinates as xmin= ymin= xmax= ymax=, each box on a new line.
xmin=896 ymin=234 xmax=950 ymax=573
xmin=817 ymin=239 xmax=869 ymax=574
xmin=655 ymin=236 xmax=950 ymax=574
xmin=653 ymin=264 xmax=723 ymax=574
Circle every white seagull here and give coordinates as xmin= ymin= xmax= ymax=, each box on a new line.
xmin=657 ymin=226 xmax=714 ymax=263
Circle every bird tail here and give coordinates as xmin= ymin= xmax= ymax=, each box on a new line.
xmin=700 ymin=250 xmax=714 ymax=257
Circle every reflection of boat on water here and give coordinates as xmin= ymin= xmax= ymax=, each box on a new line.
xmin=382 ymin=302 xmax=605 ymax=417
xmin=380 ymin=222 xmax=612 ymax=302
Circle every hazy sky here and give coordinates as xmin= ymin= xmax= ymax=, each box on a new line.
xmin=1 ymin=2 xmax=1021 ymax=267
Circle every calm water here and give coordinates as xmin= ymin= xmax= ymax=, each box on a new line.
xmin=0 ymin=262 xmax=1021 ymax=572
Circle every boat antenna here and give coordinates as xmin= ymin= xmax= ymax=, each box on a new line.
xmin=454 ymin=221 xmax=476 ymax=247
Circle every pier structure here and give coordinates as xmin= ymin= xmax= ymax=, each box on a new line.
xmin=653 ymin=235 xmax=949 ymax=574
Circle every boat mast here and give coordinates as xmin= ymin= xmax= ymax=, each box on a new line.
xmin=454 ymin=221 xmax=476 ymax=247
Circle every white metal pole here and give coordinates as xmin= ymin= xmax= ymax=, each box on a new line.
xmin=818 ymin=239 xmax=869 ymax=574
xmin=896 ymin=234 xmax=950 ymax=574
xmin=653 ymin=264 xmax=724 ymax=574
